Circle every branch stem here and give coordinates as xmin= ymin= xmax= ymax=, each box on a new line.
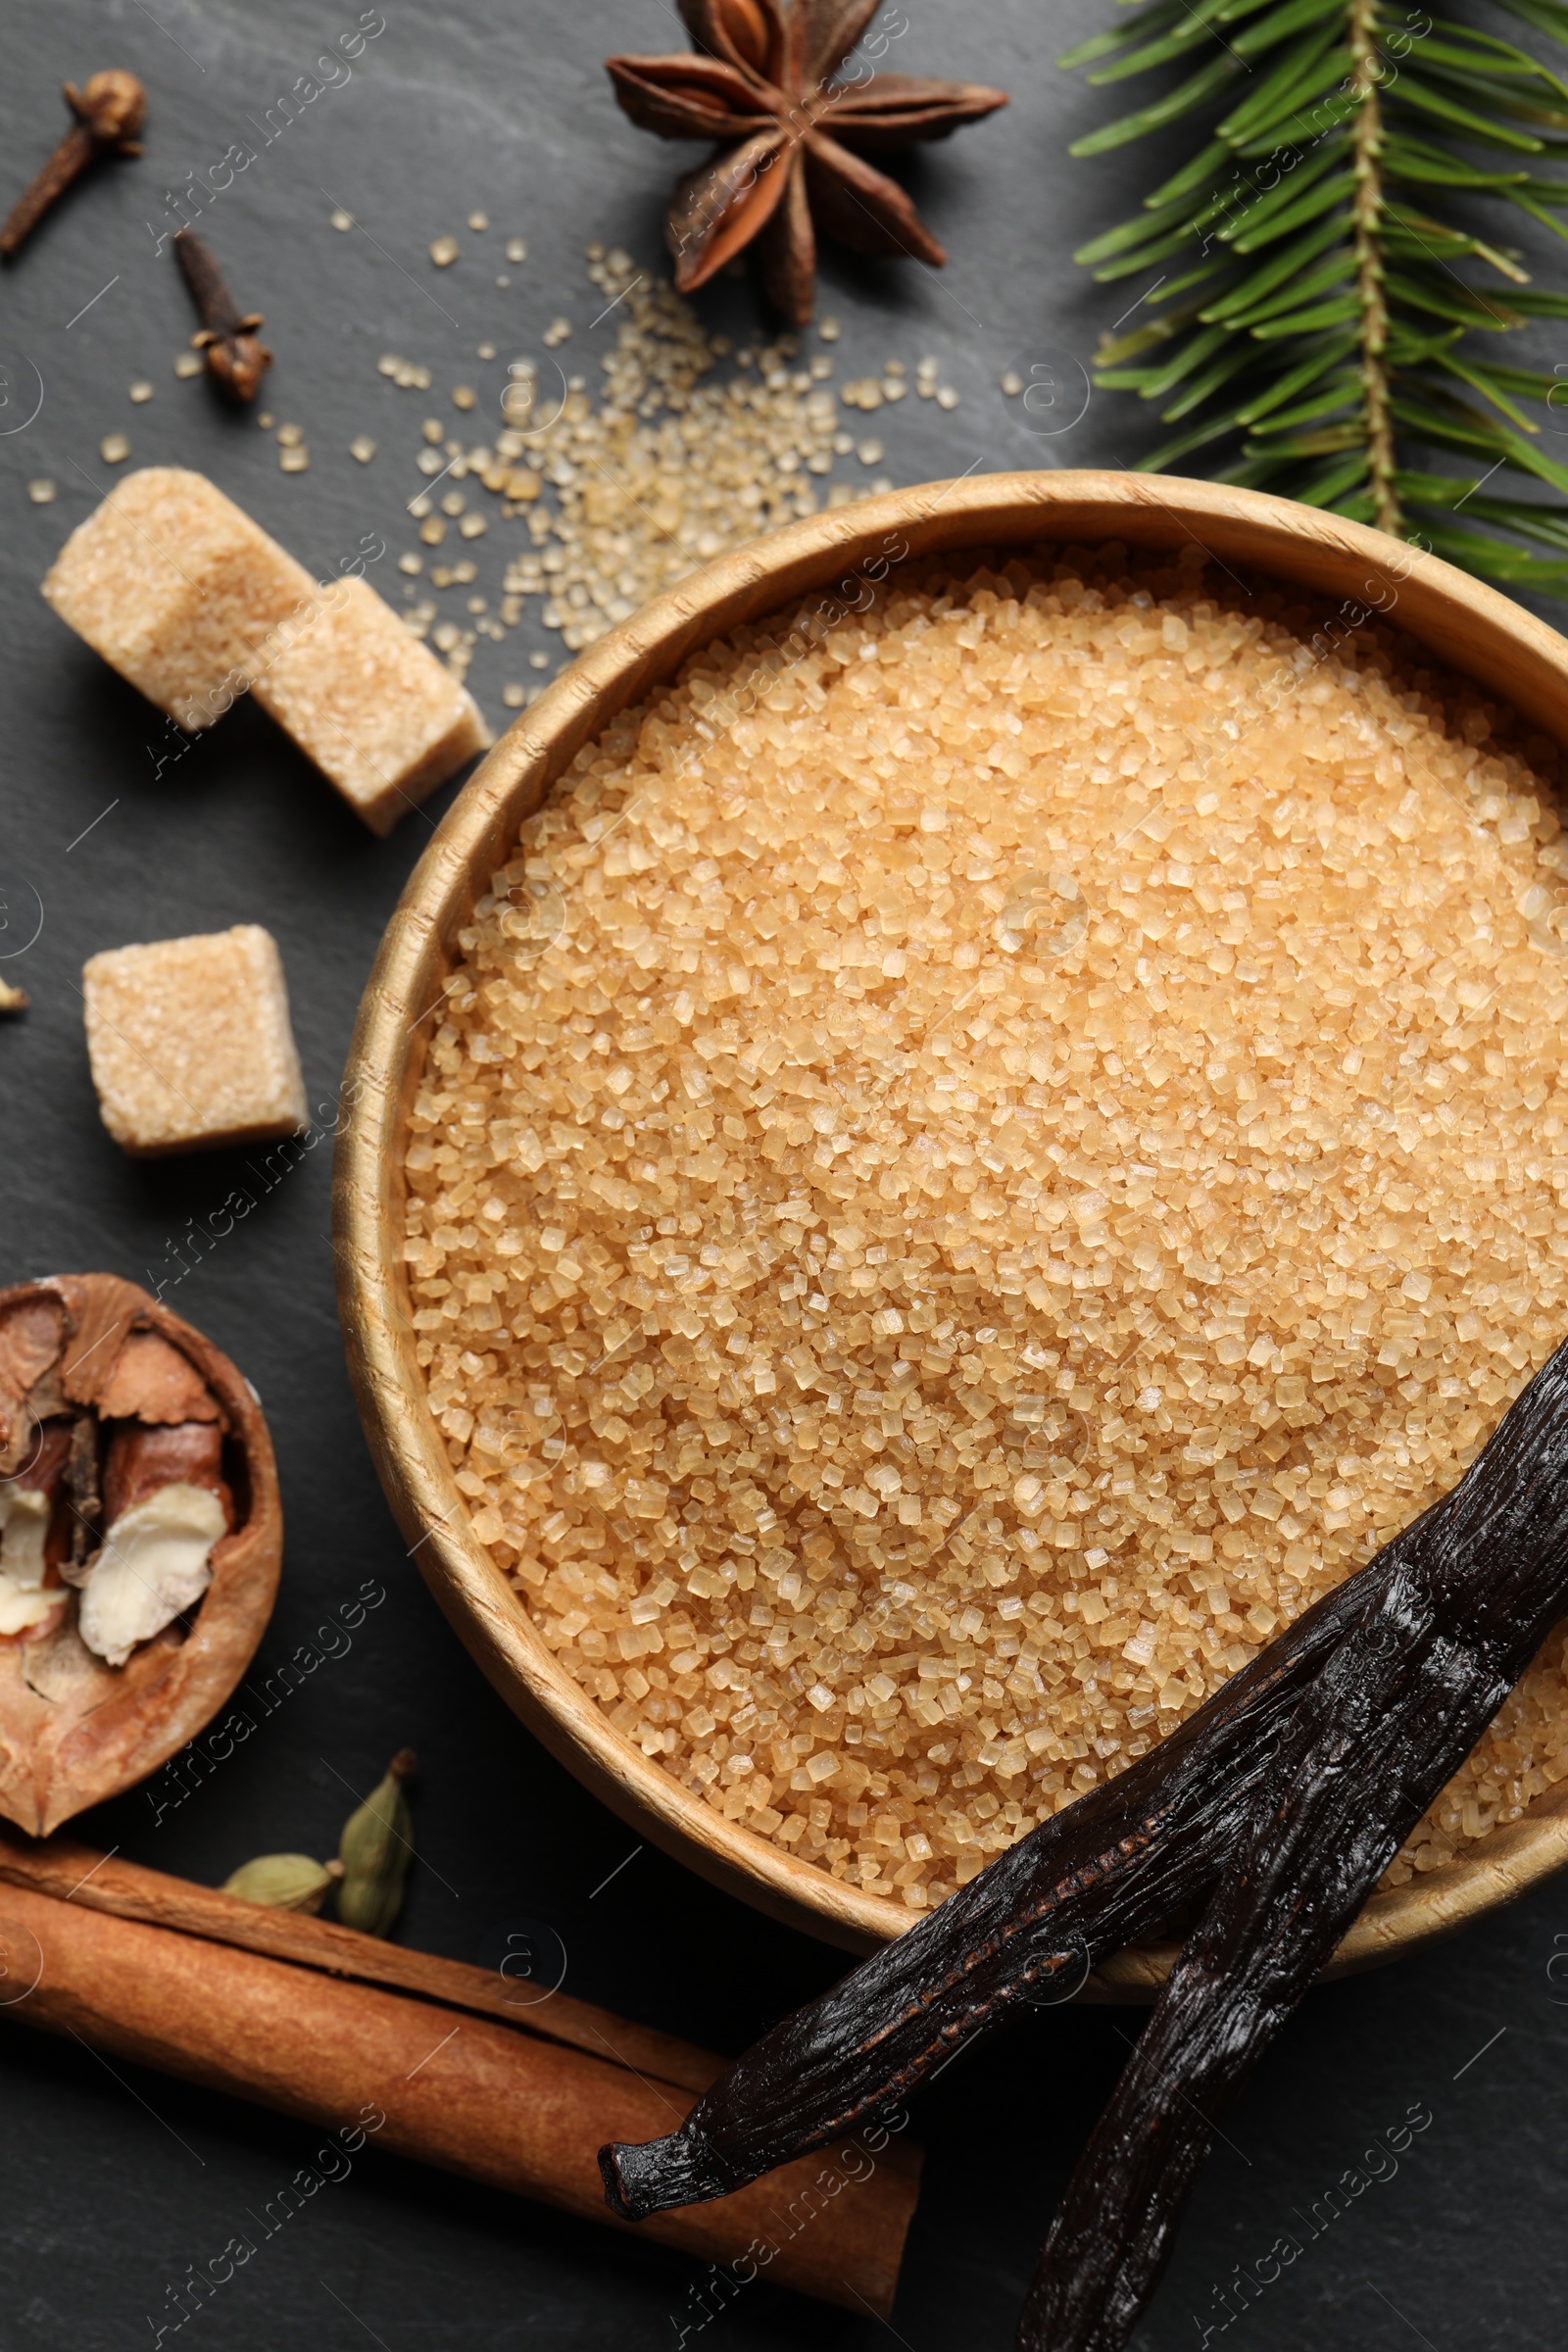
xmin=1348 ymin=0 xmax=1399 ymax=535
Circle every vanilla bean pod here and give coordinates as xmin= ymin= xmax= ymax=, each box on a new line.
xmin=601 ymin=1500 xmax=1441 ymax=2222
xmin=1020 ymin=1337 xmax=1568 ymax=2352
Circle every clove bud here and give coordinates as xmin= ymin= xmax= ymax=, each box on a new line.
xmin=335 ymin=1749 xmax=416 ymax=1936
xmin=223 ymin=1853 xmax=343 ymax=1914
xmin=173 ymin=229 xmax=272 ymax=405
xmin=0 ymin=72 xmax=146 ymax=260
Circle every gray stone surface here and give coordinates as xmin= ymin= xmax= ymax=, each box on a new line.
xmin=1 ymin=2 xmax=1566 ymax=2346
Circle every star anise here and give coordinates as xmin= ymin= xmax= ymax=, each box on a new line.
xmin=606 ymin=0 xmax=1008 ymax=325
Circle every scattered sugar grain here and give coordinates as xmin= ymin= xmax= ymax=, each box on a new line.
xmin=381 ymin=355 xmax=432 ymax=390
xmin=419 ymin=255 xmax=858 ymax=662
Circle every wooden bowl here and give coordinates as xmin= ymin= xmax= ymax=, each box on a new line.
xmin=334 ymin=469 xmax=1568 ymax=1990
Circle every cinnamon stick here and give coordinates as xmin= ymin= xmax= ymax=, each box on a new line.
xmin=0 ymin=1825 xmax=717 ymax=2091
xmin=0 ymin=1845 xmax=920 ymax=2316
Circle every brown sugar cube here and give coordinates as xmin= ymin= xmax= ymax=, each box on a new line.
xmin=250 ymin=574 xmax=487 ymax=836
xmin=42 ymin=468 xmax=316 ymax=731
xmin=44 ymin=469 xmax=485 ymax=836
xmin=82 ymin=926 xmax=309 ymax=1157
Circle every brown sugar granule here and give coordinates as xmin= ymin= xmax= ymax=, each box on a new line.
xmin=495 ymin=256 xmax=840 ymax=654
xmin=396 ymin=249 xmax=854 ymax=685
xmin=404 ymin=546 xmax=1568 ymax=1912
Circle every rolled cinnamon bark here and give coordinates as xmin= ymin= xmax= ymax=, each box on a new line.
xmin=0 ymin=1866 xmax=920 ymax=2316
xmin=0 ymin=1824 xmax=718 ymax=2092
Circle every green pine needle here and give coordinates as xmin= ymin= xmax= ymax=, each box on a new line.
xmin=1061 ymin=0 xmax=1568 ymax=596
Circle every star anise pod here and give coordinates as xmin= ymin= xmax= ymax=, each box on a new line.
xmin=606 ymin=0 xmax=1008 ymax=325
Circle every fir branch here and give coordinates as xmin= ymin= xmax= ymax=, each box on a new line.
xmin=1062 ymin=0 xmax=1568 ymax=591
xmin=1349 ymin=0 xmax=1400 ymax=528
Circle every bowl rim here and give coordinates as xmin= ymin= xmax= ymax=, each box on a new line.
xmin=334 ymin=466 xmax=1568 ymax=1984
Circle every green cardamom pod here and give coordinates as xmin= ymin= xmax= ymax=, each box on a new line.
xmin=335 ymin=1747 xmax=416 ymax=1936
xmin=222 ymin=1853 xmax=344 ymax=1914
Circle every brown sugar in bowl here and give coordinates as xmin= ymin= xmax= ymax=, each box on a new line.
xmin=334 ymin=470 xmax=1568 ymax=1989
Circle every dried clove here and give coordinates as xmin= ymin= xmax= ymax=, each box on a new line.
xmin=173 ymin=229 xmax=272 ymax=404
xmin=0 ymin=72 xmax=146 ymax=260
xmin=336 ymin=1749 xmax=416 ymax=1936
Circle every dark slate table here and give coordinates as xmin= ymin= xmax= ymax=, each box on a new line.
xmin=2 ymin=3 xmax=1566 ymax=2347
